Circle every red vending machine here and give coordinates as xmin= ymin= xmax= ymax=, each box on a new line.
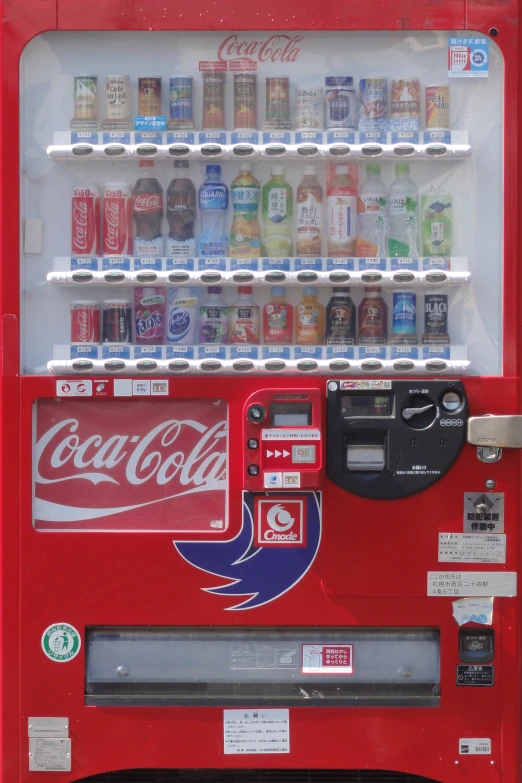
xmin=2 ymin=0 xmax=521 ymax=780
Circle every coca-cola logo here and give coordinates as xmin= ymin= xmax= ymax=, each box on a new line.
xmin=217 ymin=34 xmax=303 ymax=64
xmin=72 ymin=199 xmax=89 ymax=251
xmin=104 ymin=199 xmax=124 ymax=252
xmin=76 ymin=309 xmax=89 ymax=341
xmin=34 ymin=400 xmax=227 ymax=531
xmin=133 ymin=194 xmax=162 ymax=212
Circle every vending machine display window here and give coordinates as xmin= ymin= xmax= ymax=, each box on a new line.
xmin=19 ymin=30 xmax=503 ymax=377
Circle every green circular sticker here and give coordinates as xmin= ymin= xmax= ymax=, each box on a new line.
xmin=41 ymin=623 xmax=81 ymax=662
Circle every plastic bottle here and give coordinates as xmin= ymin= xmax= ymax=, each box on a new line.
xmin=296 ymin=165 xmax=323 ymax=257
xmin=263 ymin=286 xmax=293 ymax=344
xmin=358 ymin=286 xmax=388 ymax=345
xmin=325 ymin=287 xmax=356 ymax=345
xmin=326 ymin=164 xmax=357 ymax=256
xmin=198 ymin=286 xmax=229 ymax=344
xmin=387 ymin=162 xmax=418 ymax=257
xmin=421 ymin=188 xmax=453 ymax=257
xmin=261 ymin=166 xmax=293 ymax=257
xmin=166 ymin=287 xmax=199 ymax=344
xmin=230 ymin=163 xmax=261 ymax=258
xmin=132 ymin=160 xmax=164 ymax=257
xmin=134 ymin=286 xmax=166 ymax=345
xmin=295 ymin=287 xmax=324 ymax=345
xmin=198 ymin=164 xmax=229 ymax=257
xmin=229 ymin=286 xmax=260 ymax=344
xmin=165 ymin=160 xmax=197 ymax=257
xmin=357 ymin=163 xmax=388 ymax=257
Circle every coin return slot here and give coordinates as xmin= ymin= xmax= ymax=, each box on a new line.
xmin=426 ymin=144 xmax=447 ymax=157
xmin=393 ymin=144 xmax=415 ymax=156
xmin=72 ymin=271 xmax=93 ymax=283
xmin=265 ymin=145 xmax=286 ymax=156
xmin=346 ymin=435 xmax=386 ymax=472
xmin=201 ymin=144 xmax=222 ymax=156
xmin=136 ymin=144 xmax=157 ymax=156
xmin=233 ymin=144 xmax=254 ymax=156
xmin=168 ymin=145 xmax=190 ymax=156
xmin=362 ymin=144 xmax=383 ymax=156
xmin=72 ymin=144 xmax=93 ymax=156
xmin=104 ymin=144 xmax=126 ymax=156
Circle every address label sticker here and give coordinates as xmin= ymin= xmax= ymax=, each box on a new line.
xmin=459 ymin=738 xmax=491 ymax=755
xmin=438 ymin=533 xmax=506 ymax=564
xmin=428 ymin=571 xmax=516 ymax=597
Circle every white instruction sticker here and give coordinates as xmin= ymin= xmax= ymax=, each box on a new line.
xmin=29 ymin=738 xmax=71 ymax=771
xmin=428 ymin=571 xmax=517 ymax=597
xmin=224 ymin=709 xmax=289 ymax=755
xmin=439 ymin=533 xmax=506 ymax=563
xmin=452 ymin=597 xmax=494 ymax=626
xmin=459 ymin=738 xmax=491 ymax=755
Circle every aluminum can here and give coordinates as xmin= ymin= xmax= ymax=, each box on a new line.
xmin=72 ymin=184 xmax=100 ymax=255
xmin=359 ymin=78 xmax=388 ymax=131
xmin=105 ymin=75 xmax=130 ymax=121
xmin=391 ymin=78 xmax=420 ymax=128
xmin=102 ymin=300 xmax=132 ymax=343
xmin=265 ymin=77 xmax=291 ymax=127
xmin=138 ymin=77 xmax=162 ymax=116
xmin=202 ymin=72 xmax=226 ymax=130
xmin=426 ymin=85 xmax=450 ymax=129
xmin=392 ymin=292 xmax=417 ymax=336
xmin=102 ymin=183 xmax=132 ymax=255
xmin=233 ymin=73 xmax=257 ymax=130
xmin=424 ymin=294 xmax=448 ymax=337
xmin=74 ymin=76 xmax=98 ymax=120
xmin=325 ymin=77 xmax=357 ymax=129
xmin=71 ymin=301 xmax=100 ymax=343
xmin=295 ymin=87 xmax=323 ymax=130
xmin=169 ymin=77 xmax=194 ymax=126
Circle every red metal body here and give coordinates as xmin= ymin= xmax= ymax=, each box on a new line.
xmin=0 ymin=1 xmax=520 ymax=782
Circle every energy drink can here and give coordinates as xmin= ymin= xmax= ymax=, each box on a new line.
xmin=325 ymin=77 xmax=357 ymax=129
xmin=202 ymin=72 xmax=226 ymax=130
xmin=391 ymin=292 xmax=417 ymax=344
xmin=426 ymin=86 xmax=449 ymax=129
xmin=295 ymin=87 xmax=324 ymax=130
xmin=264 ymin=77 xmax=291 ymax=130
xmin=359 ymin=78 xmax=388 ymax=131
xmin=74 ymin=76 xmax=98 ymax=120
xmin=390 ymin=78 xmax=420 ymax=130
xmin=138 ymin=77 xmax=162 ymax=116
xmin=169 ymin=77 xmax=195 ymax=129
xmin=422 ymin=294 xmax=449 ymax=344
xmin=234 ymin=73 xmax=257 ymax=130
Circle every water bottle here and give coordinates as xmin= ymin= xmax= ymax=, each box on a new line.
xmin=387 ymin=162 xmax=418 ymax=257
xmin=198 ymin=164 xmax=229 ymax=256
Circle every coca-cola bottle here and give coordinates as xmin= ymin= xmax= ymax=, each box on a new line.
xmin=132 ymin=160 xmax=164 ymax=257
xmin=166 ymin=160 xmax=197 ymax=258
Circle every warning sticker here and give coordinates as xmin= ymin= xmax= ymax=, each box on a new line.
xmin=459 ymin=738 xmax=492 ymax=755
xmin=464 ymin=493 xmax=504 ymax=533
xmin=456 ymin=664 xmax=494 ymax=687
xmin=224 ymin=709 xmax=289 ymax=755
xmin=438 ymin=533 xmax=506 ymax=564
xmin=302 ymin=644 xmax=353 ymax=674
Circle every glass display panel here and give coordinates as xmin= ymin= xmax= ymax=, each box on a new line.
xmin=19 ymin=30 xmax=504 ymax=376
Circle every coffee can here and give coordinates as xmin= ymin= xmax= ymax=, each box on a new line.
xmin=325 ymin=76 xmax=357 ymax=129
xmin=359 ymin=78 xmax=388 ymax=131
xmin=391 ymin=79 xmax=420 ymax=124
xmin=233 ymin=72 xmax=257 ymax=130
xmin=138 ymin=77 xmax=162 ymax=116
xmin=202 ymin=71 xmax=226 ymax=130
xmin=392 ymin=292 xmax=417 ymax=336
xmin=264 ymin=77 xmax=291 ymax=128
xmin=169 ymin=77 xmax=194 ymax=128
xmin=423 ymin=294 xmax=448 ymax=337
xmin=295 ymin=87 xmax=324 ymax=130
xmin=102 ymin=299 xmax=133 ymax=343
xmin=426 ymin=85 xmax=450 ymax=129
xmin=74 ymin=76 xmax=98 ymax=120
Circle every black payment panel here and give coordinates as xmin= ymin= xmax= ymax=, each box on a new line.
xmin=326 ymin=379 xmax=467 ymax=499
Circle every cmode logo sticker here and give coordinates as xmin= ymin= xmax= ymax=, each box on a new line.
xmin=175 ymin=491 xmax=321 ymax=610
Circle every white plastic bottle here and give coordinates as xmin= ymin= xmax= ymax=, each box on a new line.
xmin=387 ymin=162 xmax=419 ymax=257
xmin=229 ymin=286 xmax=260 ymax=345
xmin=357 ymin=163 xmax=387 ymax=257
xmin=199 ymin=286 xmax=229 ymax=344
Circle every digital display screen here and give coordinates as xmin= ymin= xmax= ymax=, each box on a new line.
xmin=270 ymin=402 xmax=312 ymax=427
xmin=341 ymin=394 xmax=392 ymax=417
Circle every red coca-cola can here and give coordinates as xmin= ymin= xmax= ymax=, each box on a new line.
xmin=102 ymin=182 xmax=132 ymax=255
xmin=72 ymin=184 xmax=100 ymax=255
xmin=71 ymin=300 xmax=100 ymax=343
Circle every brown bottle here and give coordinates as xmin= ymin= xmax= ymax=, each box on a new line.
xmin=296 ymin=165 xmax=323 ymax=257
xmin=358 ymin=286 xmax=387 ymax=345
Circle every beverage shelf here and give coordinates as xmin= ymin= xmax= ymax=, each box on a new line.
xmin=48 ymin=256 xmax=470 ymax=288
xmin=47 ymin=130 xmax=471 ymax=162
xmin=48 ymin=344 xmax=469 ymax=376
